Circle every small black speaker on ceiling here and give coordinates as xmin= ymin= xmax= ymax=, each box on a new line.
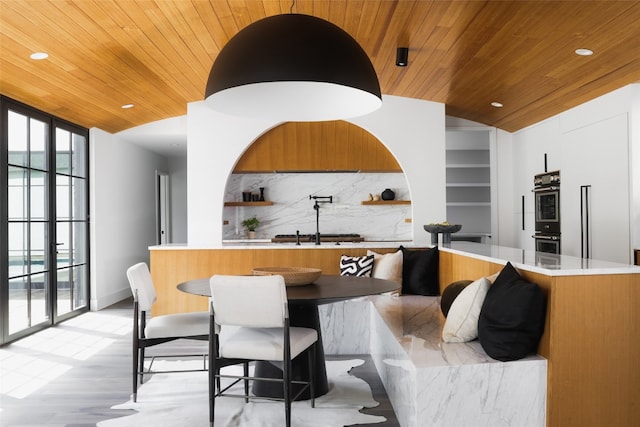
xmin=396 ymin=47 xmax=409 ymax=67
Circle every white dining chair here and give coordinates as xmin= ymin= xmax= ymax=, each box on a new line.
xmin=208 ymin=274 xmax=318 ymax=427
xmin=126 ymin=262 xmax=210 ymax=402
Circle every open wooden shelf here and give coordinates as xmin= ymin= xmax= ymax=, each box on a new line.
xmin=224 ymin=201 xmax=274 ymax=206
xmin=361 ymin=200 xmax=411 ymax=205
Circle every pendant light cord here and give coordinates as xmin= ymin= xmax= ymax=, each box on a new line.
xmin=290 ymin=0 xmax=295 ymax=14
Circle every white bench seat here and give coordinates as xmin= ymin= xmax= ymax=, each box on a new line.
xmin=320 ymin=295 xmax=547 ymax=427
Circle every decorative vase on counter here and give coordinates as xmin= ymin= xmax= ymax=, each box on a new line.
xmin=381 ymin=188 xmax=395 ymax=200
xmin=247 ymin=231 xmax=256 ymax=239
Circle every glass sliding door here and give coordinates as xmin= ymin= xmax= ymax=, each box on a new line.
xmin=1 ymin=97 xmax=89 ymax=344
xmin=54 ymin=125 xmax=88 ymax=319
xmin=5 ymin=109 xmax=51 ymax=337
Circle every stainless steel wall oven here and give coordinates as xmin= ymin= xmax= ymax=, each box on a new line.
xmin=533 ymin=170 xmax=561 ymax=254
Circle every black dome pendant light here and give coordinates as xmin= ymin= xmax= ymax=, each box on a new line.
xmin=204 ymin=14 xmax=382 ymax=122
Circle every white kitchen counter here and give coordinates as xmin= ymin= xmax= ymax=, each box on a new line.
xmin=149 ymin=240 xmax=640 ymax=276
xmin=444 ymin=241 xmax=640 ymax=276
xmin=151 ymin=240 xmax=415 ymax=249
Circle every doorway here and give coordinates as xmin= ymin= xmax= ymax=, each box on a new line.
xmin=155 ymin=171 xmax=170 ymax=244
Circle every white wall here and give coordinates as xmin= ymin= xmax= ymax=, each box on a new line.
xmin=188 ymin=95 xmax=446 ymax=246
xmin=630 ymin=85 xmax=640 ymax=253
xmin=89 ymin=128 xmax=168 ymax=310
xmin=495 ymin=129 xmax=515 ymax=247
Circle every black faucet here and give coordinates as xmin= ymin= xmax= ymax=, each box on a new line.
xmin=309 ymin=195 xmax=333 ymax=245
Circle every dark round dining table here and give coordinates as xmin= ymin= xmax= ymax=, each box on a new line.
xmin=177 ymin=274 xmax=399 ymax=400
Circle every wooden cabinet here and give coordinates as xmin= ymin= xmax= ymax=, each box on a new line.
xmin=233 ymin=121 xmax=402 ymax=172
xmin=361 ymin=200 xmax=410 ymax=205
xmin=224 ymin=201 xmax=273 ymax=207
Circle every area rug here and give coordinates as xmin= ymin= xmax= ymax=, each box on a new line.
xmin=98 ymin=359 xmax=386 ymax=427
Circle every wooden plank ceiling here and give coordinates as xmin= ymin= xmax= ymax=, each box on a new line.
xmin=1 ymin=0 xmax=639 ymax=134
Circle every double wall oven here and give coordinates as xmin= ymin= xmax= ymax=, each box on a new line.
xmin=533 ymin=170 xmax=561 ymax=254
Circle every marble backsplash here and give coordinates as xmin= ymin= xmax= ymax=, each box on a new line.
xmin=223 ymin=172 xmax=412 ymax=241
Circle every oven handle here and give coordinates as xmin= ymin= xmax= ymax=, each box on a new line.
xmin=532 ymin=186 xmax=560 ymax=192
xmin=532 ymin=234 xmax=560 ymax=240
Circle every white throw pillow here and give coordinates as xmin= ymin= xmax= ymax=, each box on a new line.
xmin=367 ymin=250 xmax=403 ymax=285
xmin=442 ymin=277 xmax=491 ymax=343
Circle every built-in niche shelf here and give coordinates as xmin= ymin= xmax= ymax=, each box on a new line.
xmin=447 ymin=202 xmax=491 ymax=207
xmin=361 ymin=200 xmax=411 ymax=205
xmin=224 ymin=201 xmax=274 ymax=206
xmin=446 ymin=130 xmax=492 ymax=236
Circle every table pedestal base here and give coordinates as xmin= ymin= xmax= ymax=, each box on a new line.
xmin=252 ymin=303 xmax=328 ymax=400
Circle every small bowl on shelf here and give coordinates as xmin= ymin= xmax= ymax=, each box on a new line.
xmin=252 ymin=267 xmax=322 ymax=286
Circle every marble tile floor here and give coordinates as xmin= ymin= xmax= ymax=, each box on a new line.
xmin=0 ymin=298 xmax=400 ymax=427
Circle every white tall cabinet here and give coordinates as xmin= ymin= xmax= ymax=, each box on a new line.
xmin=560 ymin=113 xmax=631 ymax=263
xmin=510 ymin=125 xmax=562 ymax=251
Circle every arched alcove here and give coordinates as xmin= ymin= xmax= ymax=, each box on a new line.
xmin=233 ymin=121 xmax=402 ymax=172
xmin=223 ymin=121 xmax=412 ymax=241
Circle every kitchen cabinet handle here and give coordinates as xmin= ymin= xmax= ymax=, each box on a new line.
xmin=521 ymin=195 xmax=525 ymax=230
xmin=580 ymin=185 xmax=591 ymax=259
xmin=531 ymin=186 xmax=560 ymax=192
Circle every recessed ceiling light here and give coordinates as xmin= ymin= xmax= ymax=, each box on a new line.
xmin=30 ymin=52 xmax=48 ymax=60
xmin=575 ymin=48 xmax=594 ymax=56
xmin=491 ymin=102 xmax=503 ymax=108
xmin=121 ymin=104 xmax=135 ymax=109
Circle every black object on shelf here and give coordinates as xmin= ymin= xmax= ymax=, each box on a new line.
xmin=381 ymin=188 xmax=395 ymax=200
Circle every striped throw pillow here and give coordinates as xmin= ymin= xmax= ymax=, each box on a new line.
xmin=340 ymin=255 xmax=374 ymax=277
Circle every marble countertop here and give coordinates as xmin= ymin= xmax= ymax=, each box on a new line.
xmin=149 ymin=241 xmax=640 ymax=276
xmin=444 ymin=241 xmax=640 ymax=276
xmin=152 ymin=241 xmax=415 ymax=249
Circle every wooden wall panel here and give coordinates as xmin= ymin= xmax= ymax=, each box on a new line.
xmin=233 ymin=121 xmax=402 ymax=172
xmin=545 ymin=274 xmax=640 ymax=427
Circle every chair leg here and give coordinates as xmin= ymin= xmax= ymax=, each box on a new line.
xmin=209 ymin=354 xmax=216 ymax=426
xmin=243 ymin=362 xmax=250 ymax=403
xmin=284 ymin=356 xmax=292 ymax=427
xmin=132 ymin=346 xmax=139 ymax=402
xmin=139 ymin=347 xmax=146 ymax=385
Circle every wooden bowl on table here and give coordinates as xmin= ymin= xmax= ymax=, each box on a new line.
xmin=252 ymin=267 xmax=322 ymax=286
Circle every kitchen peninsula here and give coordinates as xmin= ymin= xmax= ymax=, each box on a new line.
xmin=149 ymin=241 xmax=639 ymax=427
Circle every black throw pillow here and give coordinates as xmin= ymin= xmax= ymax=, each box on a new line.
xmin=478 ymin=262 xmax=546 ymax=361
xmin=440 ymin=280 xmax=473 ymax=317
xmin=399 ymin=246 xmax=439 ymax=296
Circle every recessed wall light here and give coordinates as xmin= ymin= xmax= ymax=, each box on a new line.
xmin=575 ymin=48 xmax=594 ymax=56
xmin=121 ymin=104 xmax=135 ymax=109
xmin=491 ymin=102 xmax=503 ymax=108
xmin=30 ymin=52 xmax=49 ymax=60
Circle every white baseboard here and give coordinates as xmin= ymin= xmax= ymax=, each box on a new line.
xmin=90 ymin=287 xmax=132 ymax=311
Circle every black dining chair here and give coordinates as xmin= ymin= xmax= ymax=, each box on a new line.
xmin=208 ymin=274 xmax=317 ymax=427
